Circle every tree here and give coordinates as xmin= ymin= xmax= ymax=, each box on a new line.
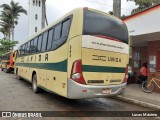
xmin=127 ymin=0 xmax=160 ymax=14
xmin=0 ymin=0 xmax=27 ymax=41
xmin=0 ymin=25 xmax=9 ymax=39
xmin=0 ymin=10 xmax=14 ymax=39
xmin=42 ymin=0 xmax=48 ymax=28
xmin=0 ymin=39 xmax=18 ymax=55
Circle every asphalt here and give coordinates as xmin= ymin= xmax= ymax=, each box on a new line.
xmin=112 ymin=83 xmax=160 ymax=110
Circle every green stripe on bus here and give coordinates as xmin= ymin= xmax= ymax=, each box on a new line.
xmin=82 ymin=65 xmax=126 ymax=73
xmin=16 ymin=59 xmax=67 ymax=72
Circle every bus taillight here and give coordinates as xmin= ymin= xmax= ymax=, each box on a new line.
xmin=122 ymin=65 xmax=128 ymax=83
xmin=70 ymin=59 xmax=86 ymax=85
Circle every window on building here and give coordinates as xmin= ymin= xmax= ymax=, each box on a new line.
xmin=33 ymin=0 xmax=35 ymax=6
xmin=36 ymin=0 xmax=38 ymax=6
xmin=35 ymin=14 xmax=38 ymax=20
xmin=41 ymin=31 xmax=48 ymax=52
xmin=35 ymin=27 xmax=37 ymax=32
xmin=39 ymin=0 xmax=41 ymax=7
xmin=37 ymin=35 xmax=42 ymax=52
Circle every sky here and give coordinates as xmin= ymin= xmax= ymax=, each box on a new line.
xmin=0 ymin=0 xmax=138 ymax=48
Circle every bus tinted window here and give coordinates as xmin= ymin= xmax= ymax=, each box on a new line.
xmin=24 ymin=43 xmax=28 ymax=56
xmin=53 ymin=24 xmax=61 ymax=40
xmin=47 ymin=28 xmax=54 ymax=51
xmin=26 ymin=42 xmax=31 ymax=55
xmin=33 ymin=37 xmax=38 ymax=53
xmin=22 ymin=45 xmax=26 ymax=56
xmin=19 ymin=46 xmax=23 ymax=56
xmin=41 ymin=31 xmax=48 ymax=52
xmin=37 ymin=35 xmax=42 ymax=52
xmin=61 ymin=19 xmax=70 ymax=37
xmin=83 ymin=10 xmax=128 ymax=43
xmin=30 ymin=40 xmax=34 ymax=54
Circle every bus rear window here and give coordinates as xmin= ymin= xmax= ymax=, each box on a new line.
xmin=83 ymin=10 xmax=128 ymax=43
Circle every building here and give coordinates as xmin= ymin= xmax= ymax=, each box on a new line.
xmin=123 ymin=4 xmax=160 ymax=92
xmin=29 ymin=0 xmax=42 ymax=37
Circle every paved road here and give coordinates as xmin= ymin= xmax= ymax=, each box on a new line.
xmin=0 ymin=71 xmax=158 ymax=120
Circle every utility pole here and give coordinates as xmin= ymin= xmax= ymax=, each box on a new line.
xmin=113 ymin=0 xmax=121 ymax=18
xmin=42 ymin=0 xmax=46 ymax=29
xmin=41 ymin=0 xmax=48 ymax=29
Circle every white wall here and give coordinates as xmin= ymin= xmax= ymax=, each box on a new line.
xmin=124 ymin=6 xmax=160 ymax=36
xmin=29 ymin=0 xmax=42 ymax=37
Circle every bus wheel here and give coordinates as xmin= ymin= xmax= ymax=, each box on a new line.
xmin=32 ymin=74 xmax=40 ymax=93
xmin=1 ymin=68 xmax=3 ymax=71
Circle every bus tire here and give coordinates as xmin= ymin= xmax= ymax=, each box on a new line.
xmin=1 ymin=68 xmax=3 ymax=71
xmin=32 ymin=74 xmax=40 ymax=93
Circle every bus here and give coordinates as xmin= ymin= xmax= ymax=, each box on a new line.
xmin=15 ymin=8 xmax=129 ymax=99
xmin=1 ymin=51 xmax=15 ymax=73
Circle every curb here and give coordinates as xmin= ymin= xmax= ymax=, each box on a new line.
xmin=111 ymin=95 xmax=160 ymax=110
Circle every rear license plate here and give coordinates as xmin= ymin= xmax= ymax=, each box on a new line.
xmin=102 ymin=88 xmax=112 ymax=94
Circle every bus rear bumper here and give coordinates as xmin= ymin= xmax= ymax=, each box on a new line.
xmin=67 ymin=79 xmax=126 ymax=99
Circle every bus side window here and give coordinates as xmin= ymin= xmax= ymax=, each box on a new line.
xmin=24 ymin=43 xmax=28 ymax=56
xmin=53 ymin=24 xmax=61 ymax=41
xmin=19 ymin=46 xmax=22 ymax=57
xmin=61 ymin=19 xmax=71 ymax=38
xmin=52 ymin=18 xmax=71 ymax=50
xmin=22 ymin=45 xmax=25 ymax=56
xmin=25 ymin=42 xmax=30 ymax=55
xmin=47 ymin=28 xmax=54 ymax=51
xmin=52 ymin=24 xmax=62 ymax=50
xmin=30 ymin=39 xmax=34 ymax=54
xmin=37 ymin=35 xmax=42 ymax=53
xmin=41 ymin=31 xmax=48 ymax=52
xmin=33 ymin=37 xmax=38 ymax=54
xmin=21 ymin=46 xmax=23 ymax=57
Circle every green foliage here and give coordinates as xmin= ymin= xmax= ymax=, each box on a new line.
xmin=0 ymin=0 xmax=27 ymax=41
xmin=127 ymin=0 xmax=160 ymax=14
xmin=0 ymin=39 xmax=18 ymax=55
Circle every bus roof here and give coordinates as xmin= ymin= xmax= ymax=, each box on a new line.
xmin=20 ymin=7 xmax=123 ymax=47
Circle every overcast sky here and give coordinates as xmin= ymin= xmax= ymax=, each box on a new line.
xmin=0 ymin=0 xmax=138 ymax=48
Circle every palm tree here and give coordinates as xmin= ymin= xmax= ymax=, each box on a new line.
xmin=0 ymin=27 xmax=7 ymax=39
xmin=0 ymin=10 xmax=13 ymax=39
xmin=0 ymin=23 xmax=10 ymax=39
xmin=42 ymin=0 xmax=48 ymax=28
xmin=0 ymin=0 xmax=27 ymax=42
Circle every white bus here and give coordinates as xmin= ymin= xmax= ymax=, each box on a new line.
xmin=15 ymin=7 xmax=129 ymax=99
